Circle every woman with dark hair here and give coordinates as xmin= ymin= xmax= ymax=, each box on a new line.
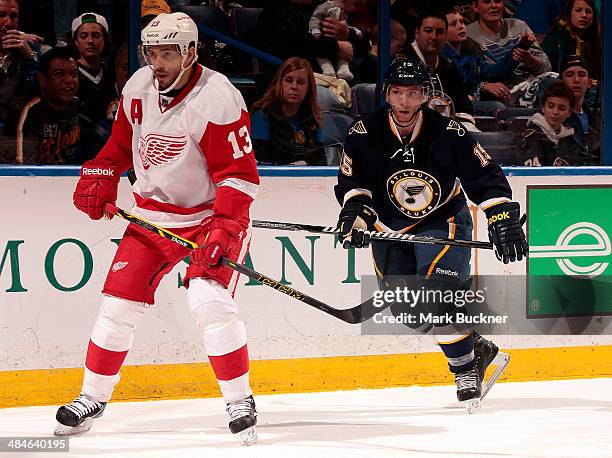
xmin=541 ymin=0 xmax=601 ymax=79
xmin=250 ymin=57 xmax=325 ymax=165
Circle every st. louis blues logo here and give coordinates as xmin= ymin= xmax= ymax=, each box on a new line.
xmin=387 ymin=169 xmax=441 ymax=218
xmin=138 ymin=133 xmax=188 ymax=170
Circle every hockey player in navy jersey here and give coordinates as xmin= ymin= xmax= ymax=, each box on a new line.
xmin=54 ymin=12 xmax=259 ymax=444
xmin=335 ymin=57 xmax=528 ymax=410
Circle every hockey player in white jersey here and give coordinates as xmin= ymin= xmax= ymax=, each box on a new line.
xmin=54 ymin=12 xmax=260 ymax=445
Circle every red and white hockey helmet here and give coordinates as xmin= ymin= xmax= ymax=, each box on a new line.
xmin=141 ymin=12 xmax=198 ymax=56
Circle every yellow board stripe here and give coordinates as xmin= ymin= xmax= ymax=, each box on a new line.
xmin=1 ymin=345 xmax=611 ymax=408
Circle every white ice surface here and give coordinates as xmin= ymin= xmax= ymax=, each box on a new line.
xmin=0 ymin=378 xmax=610 ymax=458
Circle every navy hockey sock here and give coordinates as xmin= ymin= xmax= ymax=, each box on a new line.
xmin=438 ymin=333 xmax=476 ymax=374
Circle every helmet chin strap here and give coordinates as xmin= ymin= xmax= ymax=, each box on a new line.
xmin=152 ymin=53 xmax=192 ymax=95
xmin=389 ymin=101 xmax=425 ymax=129
xmin=386 ymin=92 xmax=427 ymax=129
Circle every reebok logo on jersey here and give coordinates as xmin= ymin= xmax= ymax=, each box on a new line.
xmin=435 ymin=267 xmax=459 ymax=277
xmin=82 ymin=167 xmax=114 ymax=176
xmin=112 ymin=261 xmax=128 ymax=272
xmin=138 ymin=133 xmax=188 ymax=170
xmin=488 ymin=211 xmax=510 ymax=224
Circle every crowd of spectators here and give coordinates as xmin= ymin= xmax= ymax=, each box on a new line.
xmin=0 ymin=0 xmax=604 ymax=167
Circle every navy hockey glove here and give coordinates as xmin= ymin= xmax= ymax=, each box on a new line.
xmin=337 ymin=195 xmax=377 ymax=248
xmin=484 ymin=201 xmax=528 ymax=264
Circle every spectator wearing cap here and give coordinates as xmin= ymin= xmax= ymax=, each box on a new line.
xmin=0 ymin=0 xmax=41 ymax=136
xmin=15 ymin=46 xmax=81 ymax=164
xmin=559 ymin=55 xmax=600 ymax=161
xmin=71 ymin=12 xmax=114 ymax=160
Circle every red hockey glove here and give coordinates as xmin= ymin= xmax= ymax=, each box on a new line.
xmin=185 ymin=218 xmax=246 ymax=289
xmin=73 ymin=160 xmax=121 ymax=220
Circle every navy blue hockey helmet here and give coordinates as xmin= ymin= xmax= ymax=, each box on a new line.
xmin=383 ymin=57 xmax=431 ymax=97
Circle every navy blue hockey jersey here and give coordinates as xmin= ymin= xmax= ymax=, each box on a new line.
xmin=335 ymin=107 xmax=512 ymax=232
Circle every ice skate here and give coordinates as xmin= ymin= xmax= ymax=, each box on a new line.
xmin=226 ymin=395 xmax=258 ymax=445
xmin=54 ymin=393 xmax=106 ymax=436
xmin=474 ymin=333 xmax=510 ymax=400
xmin=455 ymin=366 xmax=482 ymax=413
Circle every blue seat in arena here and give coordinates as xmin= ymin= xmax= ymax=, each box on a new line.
xmin=506 ymin=116 xmax=532 ymax=133
xmin=474 ymin=116 xmax=504 ymax=132
xmin=350 ymin=83 xmax=377 ymax=117
xmin=229 ymin=7 xmax=262 ymax=43
xmin=321 ymin=112 xmax=354 ymax=165
xmin=175 ymin=5 xmax=230 ymax=36
xmin=228 ymin=7 xmax=264 ymax=78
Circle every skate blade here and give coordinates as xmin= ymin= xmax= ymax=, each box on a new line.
xmin=460 ymin=397 xmax=481 ymax=414
xmin=54 ymin=418 xmax=95 ymax=436
xmin=481 ymin=351 xmax=510 ymax=400
xmin=235 ymin=426 xmax=257 ymax=446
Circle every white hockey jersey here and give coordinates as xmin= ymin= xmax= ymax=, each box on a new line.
xmin=97 ymin=64 xmax=259 ymax=228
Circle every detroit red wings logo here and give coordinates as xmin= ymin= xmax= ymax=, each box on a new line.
xmin=138 ymin=133 xmax=188 ymax=170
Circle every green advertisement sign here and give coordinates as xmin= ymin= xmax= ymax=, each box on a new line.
xmin=527 ymin=185 xmax=612 ymax=317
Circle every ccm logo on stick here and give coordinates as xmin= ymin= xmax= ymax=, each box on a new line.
xmin=82 ymin=168 xmax=114 ymax=176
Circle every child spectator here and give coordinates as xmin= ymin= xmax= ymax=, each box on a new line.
xmin=441 ymin=8 xmax=516 ymax=115
xmin=15 ymin=46 xmax=81 ymax=164
xmin=521 ymin=81 xmax=588 ymax=166
xmin=540 ymin=0 xmax=600 ymax=79
xmin=250 ymin=57 xmax=325 ymax=165
xmin=467 ymin=0 xmax=551 ymax=106
xmin=309 ymin=0 xmax=356 ymax=81
xmin=403 ymin=10 xmax=473 ymax=116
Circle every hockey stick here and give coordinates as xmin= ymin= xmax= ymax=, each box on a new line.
xmin=252 ymin=220 xmax=494 ymax=250
xmin=102 ymin=203 xmax=379 ymax=324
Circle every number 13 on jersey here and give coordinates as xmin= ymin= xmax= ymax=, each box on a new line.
xmin=228 ymin=126 xmax=253 ymax=159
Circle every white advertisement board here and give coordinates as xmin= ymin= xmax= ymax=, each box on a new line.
xmin=1 ymin=170 xmax=611 ymax=371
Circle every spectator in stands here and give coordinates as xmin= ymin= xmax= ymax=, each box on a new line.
xmin=467 ymin=0 xmax=551 ymax=106
xmin=402 ymin=11 xmax=473 ymax=116
xmin=15 ymin=46 xmax=81 ymax=165
xmin=359 ymin=20 xmax=406 ymax=84
xmin=0 ymin=0 xmax=41 ymax=133
xmin=254 ymin=0 xmax=368 ymax=106
xmin=71 ymin=12 xmax=115 ymax=160
xmin=521 ymin=81 xmax=588 ymax=166
xmin=250 ymin=57 xmax=325 ymax=165
xmin=559 ymin=54 xmax=600 ymax=160
xmin=309 ymin=0 xmax=356 ymax=81
xmin=441 ymin=8 xmax=516 ymax=115
xmin=98 ymin=43 xmax=128 ymax=138
xmin=541 ymin=0 xmax=600 ymax=79
xmin=142 ymin=0 xmax=172 ymax=28
xmin=512 ymin=0 xmax=564 ymax=42
xmin=138 ymin=0 xmax=172 ymax=67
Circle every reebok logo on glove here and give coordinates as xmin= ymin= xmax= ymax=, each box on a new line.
xmin=488 ymin=211 xmax=510 ymax=225
xmin=82 ymin=167 xmax=115 ymax=177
